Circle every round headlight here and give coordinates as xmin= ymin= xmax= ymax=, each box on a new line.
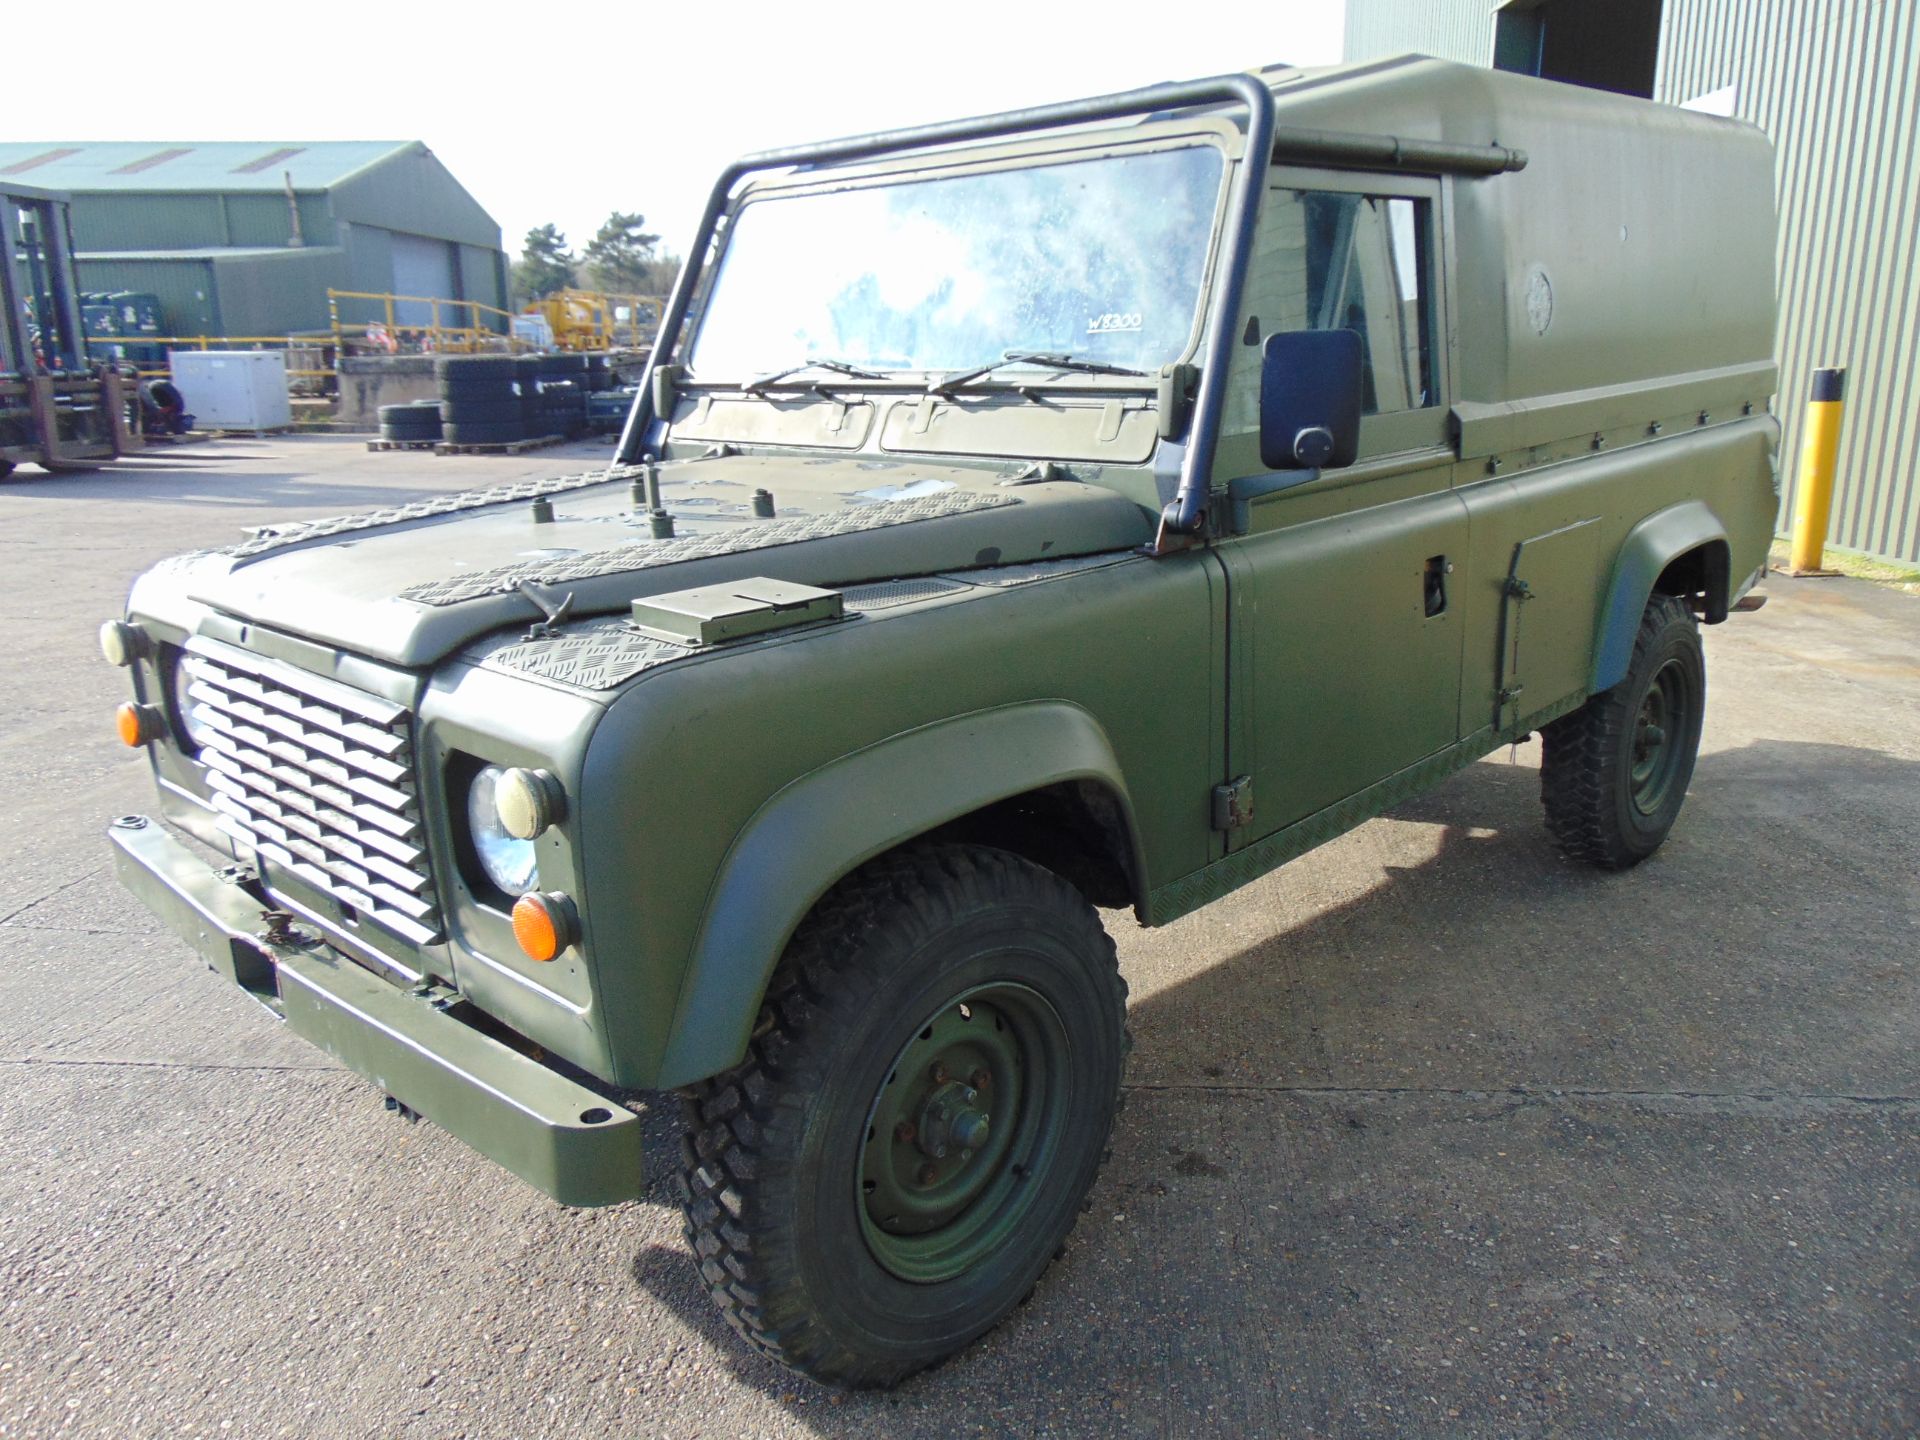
xmin=468 ymin=766 xmax=538 ymax=895
xmin=169 ymin=654 xmax=217 ymax=751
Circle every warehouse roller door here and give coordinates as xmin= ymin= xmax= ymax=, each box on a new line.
xmin=388 ymin=230 xmax=457 ymax=325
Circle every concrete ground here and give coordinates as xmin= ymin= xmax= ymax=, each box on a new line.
xmin=1 ymin=436 xmax=1914 ymax=1439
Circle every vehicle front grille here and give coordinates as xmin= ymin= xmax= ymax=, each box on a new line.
xmin=182 ymin=636 xmax=442 ymax=945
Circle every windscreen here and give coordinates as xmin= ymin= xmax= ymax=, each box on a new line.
xmin=688 ymin=145 xmax=1225 ymax=379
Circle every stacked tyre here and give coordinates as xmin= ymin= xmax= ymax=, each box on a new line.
xmin=377 ymin=400 xmax=443 ymax=445
xmin=436 ymin=354 xmax=524 ymax=448
xmin=537 ymin=352 xmax=590 ymax=438
xmin=515 ymin=355 xmax=543 ymax=437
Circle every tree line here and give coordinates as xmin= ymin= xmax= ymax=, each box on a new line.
xmin=513 ymin=213 xmax=680 ymax=303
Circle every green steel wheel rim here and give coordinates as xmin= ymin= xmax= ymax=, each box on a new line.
xmin=1630 ymin=657 xmax=1692 ymax=815
xmin=857 ymin=981 xmax=1071 ymax=1285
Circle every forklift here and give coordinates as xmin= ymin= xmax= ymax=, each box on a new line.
xmin=1 ymin=180 xmax=138 ymax=478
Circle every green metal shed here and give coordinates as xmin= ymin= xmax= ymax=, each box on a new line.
xmin=0 ymin=140 xmax=509 ymax=343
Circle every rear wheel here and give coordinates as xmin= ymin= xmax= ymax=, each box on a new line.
xmin=677 ymin=844 xmax=1127 ymax=1389
xmin=1540 ymin=593 xmax=1705 ymax=868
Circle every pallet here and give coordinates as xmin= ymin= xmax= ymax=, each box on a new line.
xmin=365 ymin=437 xmax=439 ymax=452
xmin=435 ymin=433 xmax=569 ymax=457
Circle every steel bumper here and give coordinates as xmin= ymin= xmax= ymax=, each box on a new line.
xmin=107 ymin=815 xmax=643 ymax=1207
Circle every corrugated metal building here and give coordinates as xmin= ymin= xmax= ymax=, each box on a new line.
xmin=0 ymin=141 xmax=508 ymax=340
xmin=1344 ymin=0 xmax=1920 ymax=566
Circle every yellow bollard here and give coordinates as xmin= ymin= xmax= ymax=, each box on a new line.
xmin=1786 ymin=366 xmax=1847 ymax=576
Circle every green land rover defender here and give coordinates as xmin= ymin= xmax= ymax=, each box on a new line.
xmin=104 ymin=57 xmax=1779 ymax=1386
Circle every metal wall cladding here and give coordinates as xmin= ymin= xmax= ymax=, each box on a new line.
xmin=1657 ymin=0 xmax=1920 ymax=566
xmin=1343 ymin=0 xmax=1491 ymax=66
xmin=70 ymin=193 xmax=225 ymax=251
xmin=220 ymin=192 xmax=332 ymax=248
xmin=208 ymin=249 xmax=349 ymax=337
xmin=72 ymin=257 xmax=220 ymax=335
xmin=1346 ymin=0 xmax=1920 ymax=565
xmin=457 ymin=243 xmax=507 ymax=315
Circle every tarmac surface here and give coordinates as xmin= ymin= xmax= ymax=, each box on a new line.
xmin=1 ymin=436 xmax=1915 ymax=1439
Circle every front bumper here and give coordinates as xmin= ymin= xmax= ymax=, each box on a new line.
xmin=108 ymin=815 xmax=643 ymax=1207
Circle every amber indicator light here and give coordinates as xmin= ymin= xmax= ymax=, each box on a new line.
xmin=115 ymin=702 xmax=155 ymax=748
xmin=511 ymin=893 xmax=569 ymax=962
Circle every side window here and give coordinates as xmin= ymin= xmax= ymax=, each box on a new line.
xmin=1218 ymin=184 xmax=1440 ymax=473
xmin=1286 ymin=190 xmax=1433 ymax=413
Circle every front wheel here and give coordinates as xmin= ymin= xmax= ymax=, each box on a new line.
xmin=676 ymin=844 xmax=1128 ymax=1388
xmin=1540 ymin=592 xmax=1706 ymax=868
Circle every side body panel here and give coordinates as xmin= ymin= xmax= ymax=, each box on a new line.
xmin=655 ymin=702 xmax=1145 ymax=1085
xmin=1220 ymin=477 xmax=1469 ymax=838
xmin=1455 ymin=419 xmax=1778 ymax=735
xmin=580 ymin=553 xmax=1228 ymax=1088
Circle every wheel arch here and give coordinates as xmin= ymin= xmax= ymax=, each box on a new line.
xmin=1592 ymin=500 xmax=1729 ymax=692
xmin=654 ymin=701 xmax=1145 ymax=1087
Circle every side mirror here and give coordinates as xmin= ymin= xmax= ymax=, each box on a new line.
xmin=1259 ymin=328 xmax=1363 ymax=470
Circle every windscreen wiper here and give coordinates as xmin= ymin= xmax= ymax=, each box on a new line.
xmin=929 ymin=350 xmax=1148 ymax=395
xmin=742 ymin=358 xmax=889 ymax=394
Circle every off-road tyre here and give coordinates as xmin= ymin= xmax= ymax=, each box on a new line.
xmin=437 ymin=377 xmax=519 ymax=405
xmin=1540 ymin=592 xmax=1705 ymax=869
xmin=441 ymin=419 xmax=525 ymax=447
xmin=376 ymin=401 xmax=441 ymax=440
xmin=677 ymin=844 xmax=1129 ymax=1389
xmin=433 ymin=353 xmax=516 ymax=380
xmin=438 ymin=396 xmax=521 ymax=425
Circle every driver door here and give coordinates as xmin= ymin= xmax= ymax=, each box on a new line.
xmin=1213 ymin=170 xmax=1467 ymax=847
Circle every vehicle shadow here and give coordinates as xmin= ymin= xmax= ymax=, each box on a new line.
xmin=620 ymin=738 xmax=1920 ymax=1436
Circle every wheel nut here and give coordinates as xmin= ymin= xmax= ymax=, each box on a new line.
xmin=893 ymin=1121 xmax=916 ymax=1144
xmin=917 ymin=1162 xmax=939 ymax=1185
xmin=931 ymin=1062 xmax=950 ymax=1084
xmin=970 ymin=1068 xmax=991 ymax=1090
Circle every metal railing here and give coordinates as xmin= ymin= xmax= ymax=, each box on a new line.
xmin=86 ymin=288 xmax=662 ymax=395
xmin=96 ymin=335 xmax=337 ymax=382
xmin=327 ymin=289 xmax=527 ymax=358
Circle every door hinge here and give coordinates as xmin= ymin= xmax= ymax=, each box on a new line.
xmin=1211 ymin=775 xmax=1254 ymax=831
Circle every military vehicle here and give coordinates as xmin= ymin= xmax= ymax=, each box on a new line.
xmin=102 ymin=56 xmax=1779 ymax=1387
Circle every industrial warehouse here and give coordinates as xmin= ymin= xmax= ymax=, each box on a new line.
xmin=0 ymin=139 xmax=508 ymax=339
xmin=1 ymin=3 xmax=1917 ymax=1437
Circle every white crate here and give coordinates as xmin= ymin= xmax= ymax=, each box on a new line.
xmin=168 ymin=351 xmax=292 ymax=432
